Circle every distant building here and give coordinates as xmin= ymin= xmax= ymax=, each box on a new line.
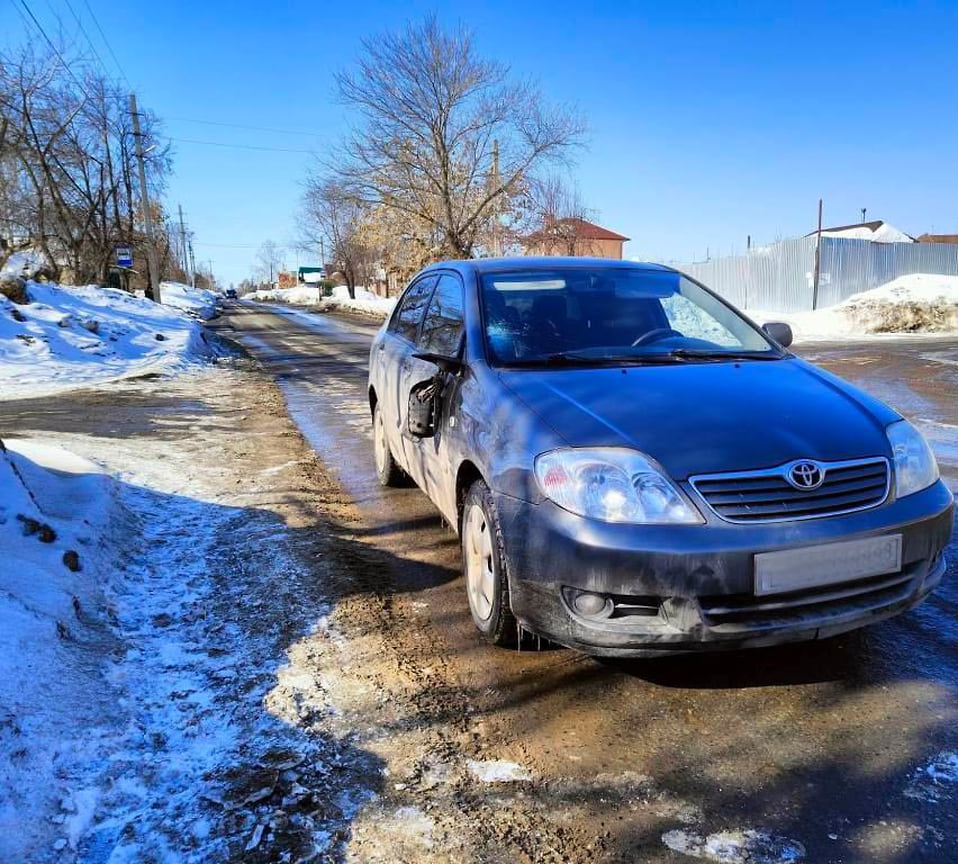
xmin=805 ymin=220 xmax=914 ymax=243
xmin=298 ymin=266 xmax=325 ymax=284
xmin=916 ymin=234 xmax=958 ymax=244
xmin=522 ymin=217 xmax=630 ymax=259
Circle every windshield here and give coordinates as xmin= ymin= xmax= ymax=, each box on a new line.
xmin=480 ymin=268 xmax=779 ymax=366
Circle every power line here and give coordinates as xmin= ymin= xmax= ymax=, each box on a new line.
xmin=79 ymin=0 xmax=132 ymax=87
xmin=58 ymin=0 xmax=110 ymax=82
xmin=169 ymin=136 xmax=316 ymax=154
xmin=15 ymin=0 xmax=92 ymax=100
xmin=167 ymin=116 xmax=325 ymax=138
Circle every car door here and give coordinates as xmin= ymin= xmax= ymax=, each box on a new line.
xmin=401 ymin=271 xmax=466 ymax=519
xmin=378 ymin=274 xmax=437 ymax=474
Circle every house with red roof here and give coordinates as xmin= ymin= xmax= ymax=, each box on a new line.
xmin=521 ymin=217 xmax=630 ymax=259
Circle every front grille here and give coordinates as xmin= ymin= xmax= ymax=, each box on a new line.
xmin=690 ymin=457 xmax=890 ymax=523
xmin=699 ymin=568 xmax=916 ymax=630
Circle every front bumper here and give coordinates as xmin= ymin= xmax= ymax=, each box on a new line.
xmin=494 ymin=480 xmax=954 ymax=657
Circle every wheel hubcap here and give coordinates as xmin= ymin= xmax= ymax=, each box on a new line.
xmin=374 ymin=409 xmax=387 ymax=474
xmin=465 ymin=503 xmax=495 ymax=622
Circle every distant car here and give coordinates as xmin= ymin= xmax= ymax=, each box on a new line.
xmin=224 ymin=287 xmax=237 ymax=299
xmin=367 ymin=258 xmax=953 ymax=656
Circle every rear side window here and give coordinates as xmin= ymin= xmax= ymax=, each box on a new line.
xmin=390 ymin=275 xmax=436 ymax=342
xmin=418 ymin=273 xmax=464 ymax=355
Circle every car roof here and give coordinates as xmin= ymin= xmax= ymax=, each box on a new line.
xmin=422 ymin=256 xmax=676 ymax=276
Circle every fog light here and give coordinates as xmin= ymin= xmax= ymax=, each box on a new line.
xmin=570 ymin=589 xmax=613 ymax=619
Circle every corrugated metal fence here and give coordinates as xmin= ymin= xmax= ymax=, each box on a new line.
xmin=677 ymin=237 xmax=958 ymax=312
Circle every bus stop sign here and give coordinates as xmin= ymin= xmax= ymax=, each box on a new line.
xmin=115 ymin=245 xmax=133 ymax=268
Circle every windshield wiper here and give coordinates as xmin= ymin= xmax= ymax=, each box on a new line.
xmin=662 ymin=349 xmax=783 ymax=362
xmin=542 ymin=352 xmax=664 ymax=366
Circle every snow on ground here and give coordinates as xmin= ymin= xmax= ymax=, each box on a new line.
xmin=0 ymin=369 xmax=376 ymax=861
xmin=753 ymin=274 xmax=958 ymax=341
xmin=160 ymin=280 xmax=219 ymax=319
xmin=0 ymin=281 xmax=215 ymax=399
xmin=662 ymin=827 xmax=806 ymax=863
xmin=247 ymin=284 xmax=396 ymax=320
xmin=0 ymin=439 xmax=120 ymax=860
xmin=466 ymin=760 xmax=533 ymax=783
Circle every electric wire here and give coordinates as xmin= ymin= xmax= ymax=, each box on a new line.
xmin=79 ymin=0 xmax=132 ymax=88
xmin=14 ymin=0 xmax=93 ymax=100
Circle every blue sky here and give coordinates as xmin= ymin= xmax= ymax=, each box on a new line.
xmin=3 ymin=0 xmax=958 ymax=286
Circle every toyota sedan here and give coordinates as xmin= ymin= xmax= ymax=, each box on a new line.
xmin=367 ymin=258 xmax=953 ymax=656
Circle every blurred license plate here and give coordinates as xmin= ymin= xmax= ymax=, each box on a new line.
xmin=754 ymin=534 xmax=902 ymax=596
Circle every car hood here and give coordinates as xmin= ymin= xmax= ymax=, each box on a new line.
xmin=497 ymin=358 xmax=900 ymax=479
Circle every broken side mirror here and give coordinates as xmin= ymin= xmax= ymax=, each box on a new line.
xmin=412 ymin=350 xmax=464 ymax=374
xmin=407 ymin=378 xmax=439 ymax=438
xmin=762 ymin=321 xmax=793 ymax=348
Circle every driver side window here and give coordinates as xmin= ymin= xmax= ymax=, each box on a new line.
xmin=390 ymin=275 xmax=437 ymax=343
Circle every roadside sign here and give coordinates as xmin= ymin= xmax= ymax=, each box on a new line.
xmin=115 ymin=244 xmax=133 ymax=268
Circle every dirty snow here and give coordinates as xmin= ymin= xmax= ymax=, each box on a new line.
xmin=466 ymin=759 xmax=533 ymax=783
xmin=753 ymin=273 xmax=958 ymax=340
xmin=904 ymin=751 xmax=958 ymax=803
xmin=0 ymin=439 xmax=118 ymax=860
xmin=662 ymin=827 xmax=806 ymax=863
xmin=0 ymin=367 xmax=378 ymax=861
xmin=247 ymin=284 xmax=396 ymax=320
xmin=0 ymin=281 xmax=215 ymax=399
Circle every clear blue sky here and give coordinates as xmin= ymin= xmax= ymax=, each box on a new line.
xmin=3 ymin=0 xmax=957 ymax=286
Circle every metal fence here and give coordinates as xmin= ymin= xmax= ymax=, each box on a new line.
xmin=676 ymin=237 xmax=958 ymax=312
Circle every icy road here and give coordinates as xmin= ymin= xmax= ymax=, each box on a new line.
xmin=213 ymin=301 xmax=958 ymax=863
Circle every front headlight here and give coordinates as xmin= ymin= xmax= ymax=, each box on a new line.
xmin=887 ymin=420 xmax=939 ymax=498
xmin=534 ymin=447 xmax=702 ymax=524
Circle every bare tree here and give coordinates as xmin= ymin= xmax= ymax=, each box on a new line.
xmin=300 ymin=177 xmax=373 ymax=298
xmin=332 ymin=16 xmax=585 ymax=260
xmin=518 ymin=173 xmax=596 ymax=256
xmin=255 ymin=240 xmax=284 ymax=288
xmin=0 ymin=41 xmax=172 ymax=288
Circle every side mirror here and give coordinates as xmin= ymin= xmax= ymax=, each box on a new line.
xmin=762 ymin=321 xmax=793 ymax=348
xmin=407 ymin=379 xmax=438 ymax=438
xmin=412 ymin=351 xmax=464 ymax=374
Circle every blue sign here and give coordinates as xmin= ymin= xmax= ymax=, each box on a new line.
xmin=115 ymin=244 xmax=133 ymax=268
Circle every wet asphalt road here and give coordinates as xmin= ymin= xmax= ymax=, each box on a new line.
xmin=215 ymin=302 xmax=958 ymax=863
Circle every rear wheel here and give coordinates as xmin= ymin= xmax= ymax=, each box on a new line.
xmin=373 ymin=402 xmax=403 ymax=487
xmin=462 ymin=479 xmax=517 ymax=646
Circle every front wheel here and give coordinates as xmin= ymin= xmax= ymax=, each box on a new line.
xmin=461 ymin=479 xmax=517 ymax=646
xmin=373 ymin=402 xmax=403 ymax=487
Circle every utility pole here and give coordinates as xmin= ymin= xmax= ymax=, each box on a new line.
xmin=129 ymin=93 xmax=161 ymax=304
xmin=812 ymin=198 xmax=823 ymax=310
xmin=187 ymin=234 xmax=197 ymax=288
xmin=208 ymin=260 xmax=214 ymax=292
xmin=178 ymin=204 xmax=193 ymax=284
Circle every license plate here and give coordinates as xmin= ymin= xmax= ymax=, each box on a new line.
xmin=754 ymin=534 xmax=902 ymax=596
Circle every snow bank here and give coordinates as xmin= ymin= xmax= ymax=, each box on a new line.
xmin=160 ymin=280 xmax=219 ymax=319
xmin=753 ymin=274 xmax=958 ymax=341
xmin=0 ymin=439 xmax=118 ymax=860
xmin=247 ymin=284 xmax=396 ymax=320
xmin=821 ymin=223 xmax=914 ymax=243
xmin=0 ymin=281 xmax=212 ymax=400
xmin=247 ymin=284 xmax=325 ymax=305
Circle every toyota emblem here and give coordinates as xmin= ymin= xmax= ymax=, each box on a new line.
xmin=788 ymin=460 xmax=824 ymax=490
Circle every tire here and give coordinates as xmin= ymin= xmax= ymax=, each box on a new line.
xmin=373 ymin=402 xmax=403 ymax=487
xmin=461 ymin=479 xmax=518 ymax=647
